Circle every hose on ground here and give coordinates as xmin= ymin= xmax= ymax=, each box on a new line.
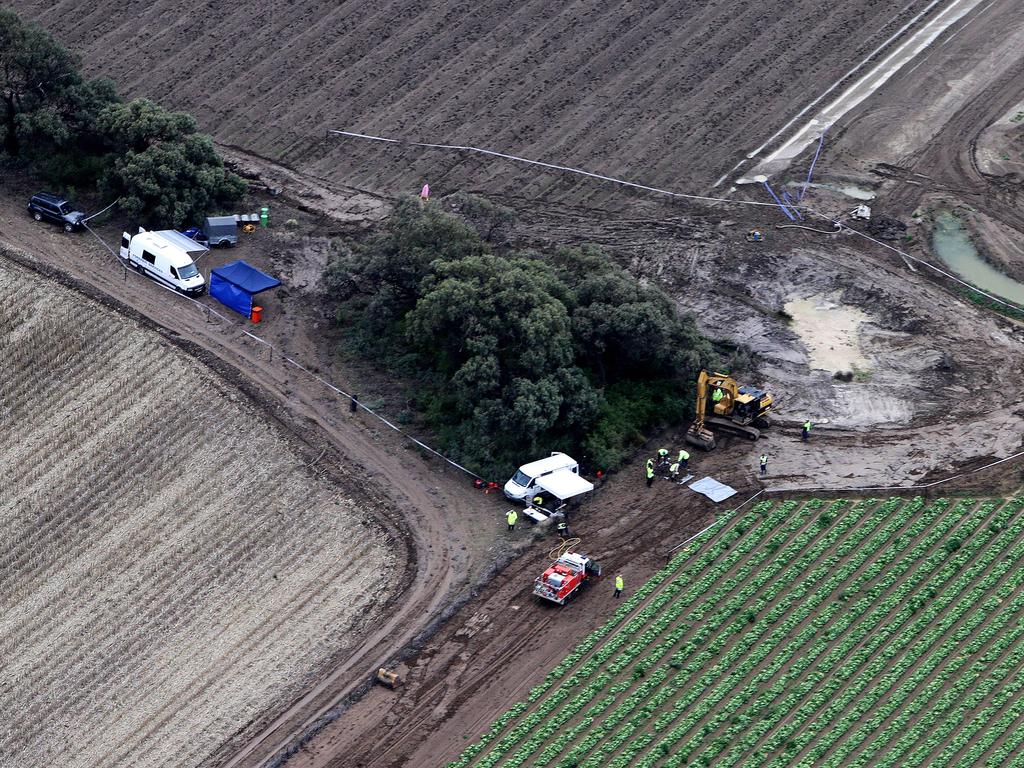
xmin=548 ymin=537 xmax=582 ymax=561
xmin=775 ymin=222 xmax=843 ymax=235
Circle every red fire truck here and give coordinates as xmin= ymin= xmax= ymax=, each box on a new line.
xmin=533 ymin=550 xmax=602 ymax=605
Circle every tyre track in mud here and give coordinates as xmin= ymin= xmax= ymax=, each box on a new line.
xmin=349 ymin=609 xmax=559 ymax=768
xmin=882 ymin=61 xmax=1024 ymax=226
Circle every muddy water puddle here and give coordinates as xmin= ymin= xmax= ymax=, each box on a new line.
xmin=785 ymin=294 xmax=870 ymax=373
xmin=802 ymin=182 xmax=876 ymax=201
xmin=932 ymin=211 xmax=1024 ymax=305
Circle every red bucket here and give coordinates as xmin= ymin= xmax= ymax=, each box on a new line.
xmin=251 ymin=305 xmax=263 ymax=323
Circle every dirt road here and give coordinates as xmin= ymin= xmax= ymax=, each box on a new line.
xmin=282 ymin=440 xmax=758 ymax=768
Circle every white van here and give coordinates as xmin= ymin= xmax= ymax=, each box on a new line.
xmin=504 ymin=452 xmax=580 ymax=501
xmin=120 ymin=228 xmax=207 ymax=296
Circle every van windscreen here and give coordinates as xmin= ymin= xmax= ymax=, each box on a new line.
xmin=512 ymin=469 xmax=531 ymax=486
xmin=178 ymin=262 xmax=199 ymax=279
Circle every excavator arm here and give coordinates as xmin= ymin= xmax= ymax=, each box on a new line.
xmin=687 ymin=370 xmax=717 ymax=450
xmin=692 ymin=369 xmax=709 ymax=432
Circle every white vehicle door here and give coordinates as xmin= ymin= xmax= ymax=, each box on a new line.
xmin=120 ymin=232 xmax=130 ymax=260
xmin=156 ymin=254 xmax=174 ymax=280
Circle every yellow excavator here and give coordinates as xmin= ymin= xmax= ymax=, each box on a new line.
xmin=686 ymin=370 xmax=774 ymax=451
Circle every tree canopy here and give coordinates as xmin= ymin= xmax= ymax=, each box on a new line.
xmin=0 ymin=10 xmax=243 ymax=226
xmin=99 ymin=101 xmax=246 ymax=226
xmin=0 ymin=10 xmax=116 ymax=166
xmin=327 ymin=197 xmax=713 ymax=477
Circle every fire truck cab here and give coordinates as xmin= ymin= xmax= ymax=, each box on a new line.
xmin=533 ymin=552 xmax=602 ymax=604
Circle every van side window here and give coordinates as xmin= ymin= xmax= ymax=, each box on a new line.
xmin=142 ymin=250 xmax=156 ymax=265
xmin=121 ymin=235 xmax=130 ymax=249
xmin=170 ymin=266 xmax=179 ymax=279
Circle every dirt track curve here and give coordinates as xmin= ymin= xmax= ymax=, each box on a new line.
xmin=279 ymin=442 xmax=758 ymax=768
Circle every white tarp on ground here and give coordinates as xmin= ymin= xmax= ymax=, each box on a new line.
xmin=536 ymin=469 xmax=594 ymax=501
xmin=688 ymin=476 xmax=738 ymax=503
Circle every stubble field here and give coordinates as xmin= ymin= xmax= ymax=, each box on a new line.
xmin=0 ymin=259 xmax=401 ymax=768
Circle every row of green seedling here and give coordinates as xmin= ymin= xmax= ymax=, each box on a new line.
xmin=707 ymin=496 xmax=957 ymax=767
xmin=632 ymin=497 xmax=913 ymax=768
xmin=513 ymin=502 xmax=810 ymax=768
xmin=669 ymin=498 xmax=932 ymax=766
xmin=449 ymin=501 xmax=796 ymax=767
xmin=831 ymin=500 xmax=1024 ymax=768
xmin=564 ymin=499 xmax=846 ymax=767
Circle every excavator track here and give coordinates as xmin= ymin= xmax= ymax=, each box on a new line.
xmin=708 ymin=417 xmax=761 ymax=441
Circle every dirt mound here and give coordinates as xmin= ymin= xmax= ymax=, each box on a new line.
xmin=865 ymin=215 xmax=907 ymax=240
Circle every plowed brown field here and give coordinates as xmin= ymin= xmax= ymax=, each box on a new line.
xmin=14 ymin=0 xmax=935 ymax=200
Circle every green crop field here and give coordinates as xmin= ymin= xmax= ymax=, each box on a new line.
xmin=449 ymin=496 xmax=1024 ymax=768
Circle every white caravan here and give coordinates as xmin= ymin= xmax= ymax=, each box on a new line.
xmin=120 ymin=228 xmax=207 ymax=296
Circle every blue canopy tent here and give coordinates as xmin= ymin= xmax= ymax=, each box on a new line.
xmin=210 ymin=260 xmax=280 ymax=317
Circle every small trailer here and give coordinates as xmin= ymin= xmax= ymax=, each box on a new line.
xmin=181 ymin=216 xmax=239 ymax=247
xmin=203 ymin=216 xmax=239 ymax=246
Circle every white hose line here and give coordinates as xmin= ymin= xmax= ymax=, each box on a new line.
xmin=329 ymin=129 xmax=788 ymax=209
xmin=329 ymin=129 xmax=1024 ymax=315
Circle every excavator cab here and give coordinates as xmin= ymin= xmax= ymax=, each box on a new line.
xmin=733 ymin=385 xmax=773 ymax=426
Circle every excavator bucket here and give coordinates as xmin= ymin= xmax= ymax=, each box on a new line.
xmin=376 ymin=667 xmax=401 ymax=689
xmin=685 ymin=423 xmax=716 ymax=451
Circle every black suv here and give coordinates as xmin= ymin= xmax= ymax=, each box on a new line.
xmin=27 ymin=193 xmax=87 ymax=232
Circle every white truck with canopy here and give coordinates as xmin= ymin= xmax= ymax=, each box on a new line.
xmin=504 ymin=452 xmax=580 ymax=501
xmin=521 ymin=467 xmax=594 ymax=524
